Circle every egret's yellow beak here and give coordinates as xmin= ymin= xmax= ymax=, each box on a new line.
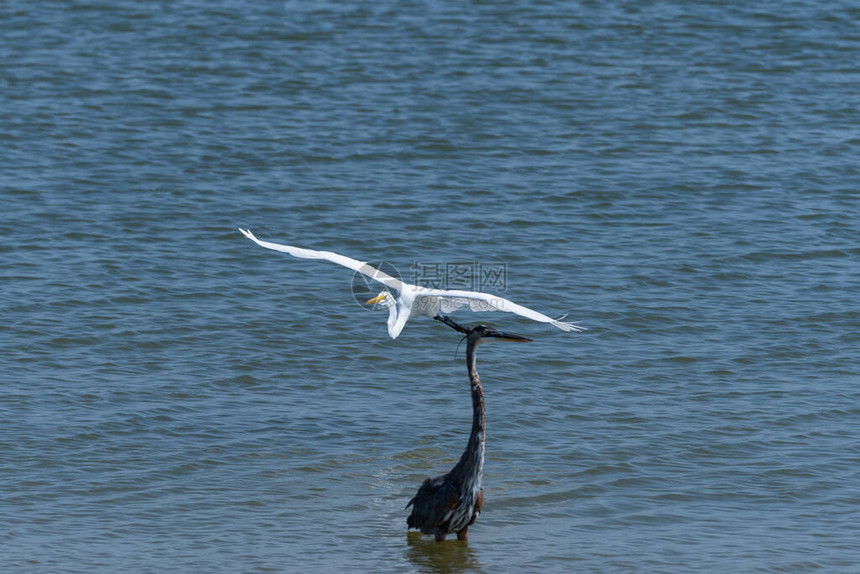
xmin=366 ymin=293 xmax=387 ymax=305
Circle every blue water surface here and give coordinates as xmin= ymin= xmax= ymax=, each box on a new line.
xmin=2 ymin=1 xmax=858 ymax=572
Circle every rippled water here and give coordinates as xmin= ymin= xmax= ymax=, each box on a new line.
xmin=2 ymin=1 xmax=859 ymax=572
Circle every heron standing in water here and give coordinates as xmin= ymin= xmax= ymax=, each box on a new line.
xmin=406 ymin=316 xmax=533 ymax=542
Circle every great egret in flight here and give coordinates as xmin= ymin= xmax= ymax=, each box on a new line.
xmin=239 ymin=228 xmax=584 ymax=339
xmin=406 ymin=316 xmax=532 ymax=542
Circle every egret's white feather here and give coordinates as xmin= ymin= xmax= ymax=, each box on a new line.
xmin=239 ymin=228 xmax=585 ymax=338
xmin=239 ymin=228 xmax=404 ymax=292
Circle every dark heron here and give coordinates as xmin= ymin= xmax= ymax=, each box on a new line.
xmin=406 ymin=315 xmax=532 ymax=542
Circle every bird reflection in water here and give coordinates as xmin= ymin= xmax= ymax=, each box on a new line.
xmin=405 ymin=530 xmax=482 ymax=573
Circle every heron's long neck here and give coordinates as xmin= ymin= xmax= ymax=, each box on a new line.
xmin=453 ymin=340 xmax=485 ymax=484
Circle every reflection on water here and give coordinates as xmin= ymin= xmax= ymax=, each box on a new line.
xmin=405 ymin=531 xmax=484 ymax=573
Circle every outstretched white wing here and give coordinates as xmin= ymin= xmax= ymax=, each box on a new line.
xmin=239 ymin=229 xmax=404 ymax=292
xmin=240 ymin=228 xmax=584 ymax=336
xmin=426 ymin=288 xmax=585 ymax=332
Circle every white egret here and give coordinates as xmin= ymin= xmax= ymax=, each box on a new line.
xmin=239 ymin=228 xmax=584 ymax=339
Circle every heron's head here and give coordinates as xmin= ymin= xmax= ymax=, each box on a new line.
xmin=469 ymin=324 xmax=533 ymax=345
xmin=365 ymin=290 xmax=395 ymax=309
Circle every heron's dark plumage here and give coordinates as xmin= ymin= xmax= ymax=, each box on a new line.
xmin=406 ymin=476 xmax=458 ymax=529
xmin=406 ymin=319 xmax=527 ymax=542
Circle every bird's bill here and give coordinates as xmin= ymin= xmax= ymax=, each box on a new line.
xmin=486 ymin=328 xmax=533 ymax=342
xmin=365 ymin=293 xmax=387 ymax=305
